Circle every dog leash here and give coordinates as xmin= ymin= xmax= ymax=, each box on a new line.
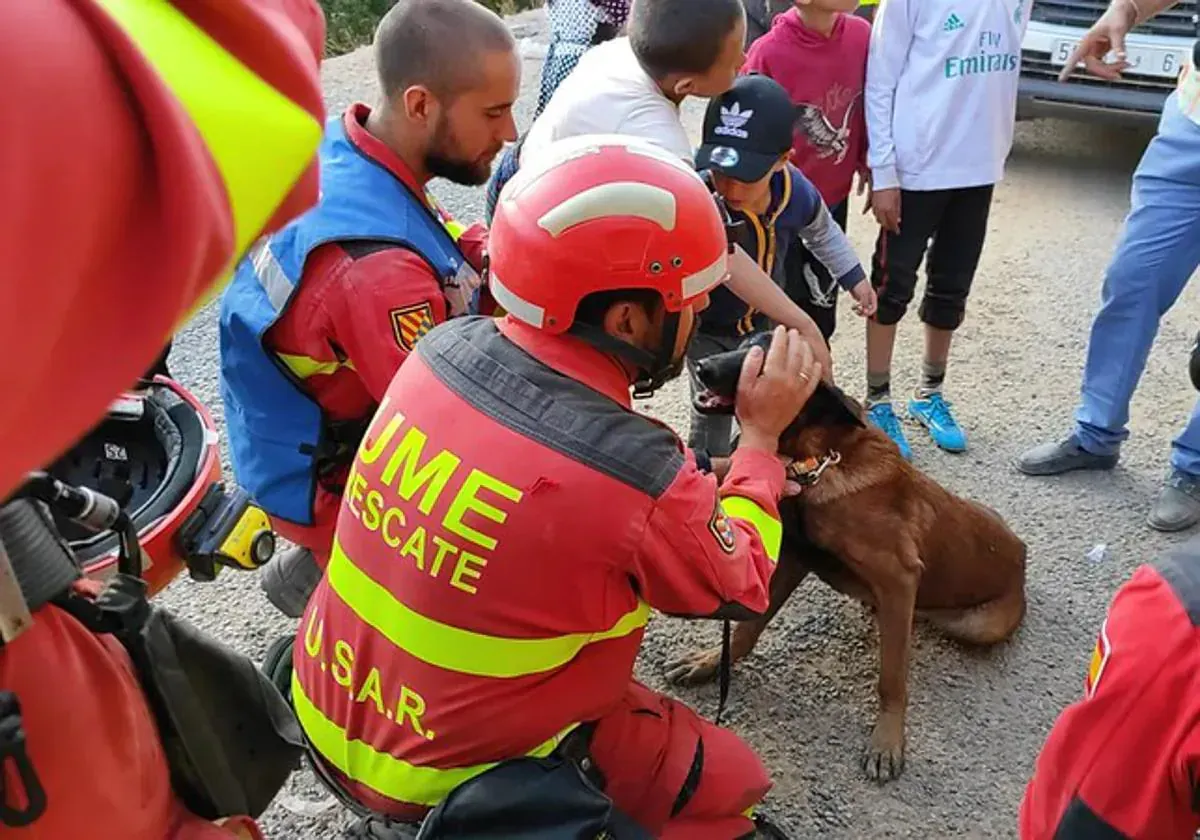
xmin=715 ymin=618 xmax=732 ymax=726
xmin=713 ymin=452 xmax=842 ymax=727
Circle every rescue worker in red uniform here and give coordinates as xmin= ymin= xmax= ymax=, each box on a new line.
xmin=292 ymin=134 xmax=824 ymax=838
xmin=0 ymin=0 xmax=325 ymax=836
xmin=218 ymin=0 xmax=519 ymax=618
xmin=1019 ymin=540 xmax=1200 ymax=839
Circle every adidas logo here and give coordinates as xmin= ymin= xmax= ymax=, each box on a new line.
xmin=713 ymin=102 xmax=753 ymax=139
xmin=943 ymin=12 xmax=965 ymax=31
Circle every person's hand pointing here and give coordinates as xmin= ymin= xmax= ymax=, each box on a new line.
xmin=1057 ymin=0 xmax=1140 ymax=81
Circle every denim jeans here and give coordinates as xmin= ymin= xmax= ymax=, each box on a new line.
xmin=1073 ymin=92 xmax=1200 ymax=475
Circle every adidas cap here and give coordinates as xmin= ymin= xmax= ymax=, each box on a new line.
xmin=695 ymin=74 xmax=796 ymax=183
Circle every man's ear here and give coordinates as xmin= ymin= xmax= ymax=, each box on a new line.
xmin=601 ymin=300 xmax=656 ymax=348
xmin=401 ymin=84 xmax=438 ymax=125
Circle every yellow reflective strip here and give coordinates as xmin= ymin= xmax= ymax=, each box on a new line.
xmin=276 ymin=352 xmax=357 ymax=379
xmin=327 ymin=540 xmax=649 ymax=678
xmin=443 ymin=220 xmax=467 ymax=241
xmin=292 ymin=673 xmax=578 ymax=806
xmin=95 ymin=0 xmax=323 ymax=266
xmin=721 ymin=496 xmax=782 ymax=562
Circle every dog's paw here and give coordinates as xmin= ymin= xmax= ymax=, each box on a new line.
xmin=862 ymin=721 xmax=906 ymax=782
xmin=663 ymin=648 xmax=721 ymax=685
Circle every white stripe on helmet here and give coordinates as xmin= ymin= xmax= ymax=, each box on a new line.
xmin=537 ymin=181 xmax=677 ymax=237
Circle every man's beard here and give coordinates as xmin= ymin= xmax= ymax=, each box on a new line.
xmin=425 ymin=119 xmax=493 ymax=186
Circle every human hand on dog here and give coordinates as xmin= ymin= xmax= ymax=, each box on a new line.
xmin=735 ymin=326 xmax=821 ymax=455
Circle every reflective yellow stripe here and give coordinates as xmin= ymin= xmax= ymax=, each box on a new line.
xmin=277 ymin=352 xmax=357 ymax=379
xmin=292 ymin=673 xmax=578 ymax=806
xmin=721 ymin=496 xmax=782 ymax=562
xmin=95 ymin=0 xmax=322 ymax=269
xmin=328 ymin=540 xmax=649 ymax=678
xmin=425 ymin=192 xmax=468 ymax=242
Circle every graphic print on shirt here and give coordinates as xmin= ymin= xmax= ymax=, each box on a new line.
xmin=795 ymin=84 xmax=861 ymax=165
xmin=941 ymin=8 xmax=1021 ymax=79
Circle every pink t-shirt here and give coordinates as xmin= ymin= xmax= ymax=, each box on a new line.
xmin=744 ymin=9 xmax=870 ymax=209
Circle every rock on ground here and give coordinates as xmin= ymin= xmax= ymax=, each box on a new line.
xmin=157 ymin=8 xmax=1200 ymax=838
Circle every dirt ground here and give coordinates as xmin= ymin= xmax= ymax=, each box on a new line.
xmin=159 ymin=9 xmax=1200 ymax=838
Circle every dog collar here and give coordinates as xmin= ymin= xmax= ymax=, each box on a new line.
xmin=786 ymin=450 xmax=842 ymax=486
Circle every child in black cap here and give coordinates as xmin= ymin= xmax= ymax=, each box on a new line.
xmin=689 ymin=73 xmax=875 ymax=457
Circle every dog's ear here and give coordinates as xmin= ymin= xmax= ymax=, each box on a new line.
xmin=738 ymin=331 xmax=774 ymax=354
xmin=797 ymin=381 xmax=867 ymax=429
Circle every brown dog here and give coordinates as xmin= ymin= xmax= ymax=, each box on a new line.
xmin=667 ymin=333 xmax=1027 ymax=782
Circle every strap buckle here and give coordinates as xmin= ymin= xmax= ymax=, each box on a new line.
xmin=786 ymin=450 xmax=842 ymax=487
xmin=0 ymin=691 xmax=47 ymax=828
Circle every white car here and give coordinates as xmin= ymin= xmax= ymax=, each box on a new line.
xmin=1018 ymin=0 xmax=1197 ymax=124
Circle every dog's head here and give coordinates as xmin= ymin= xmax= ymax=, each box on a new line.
xmin=692 ymin=332 xmax=866 ymax=432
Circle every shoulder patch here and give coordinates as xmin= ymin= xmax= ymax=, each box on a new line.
xmin=391 ymin=302 xmax=436 ymax=351
xmin=709 ymin=501 xmax=737 ymax=554
xmin=1084 ymin=618 xmax=1111 ymax=699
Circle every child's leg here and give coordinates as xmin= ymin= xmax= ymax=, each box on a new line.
xmin=908 ymin=184 xmax=995 ymax=452
xmin=685 ymin=332 xmax=738 ymax=457
xmin=867 ymin=189 xmax=949 ymax=457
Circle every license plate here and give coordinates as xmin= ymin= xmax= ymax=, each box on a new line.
xmin=1051 ymin=39 xmax=1186 ymax=79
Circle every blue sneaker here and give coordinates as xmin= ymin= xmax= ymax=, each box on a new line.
xmin=908 ymin=392 xmax=967 ymax=452
xmin=867 ymin=402 xmax=913 ymax=460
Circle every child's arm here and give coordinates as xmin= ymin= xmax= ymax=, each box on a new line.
xmin=791 ymin=173 xmax=865 ymax=294
xmin=865 ymin=0 xmax=915 ymax=193
xmin=724 ymin=250 xmax=835 ymax=381
xmin=788 ymin=170 xmax=876 ymax=317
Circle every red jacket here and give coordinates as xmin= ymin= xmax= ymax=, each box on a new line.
xmin=291 ymin=315 xmax=784 ymax=818
xmin=1 ymin=0 xmax=324 ymax=502
xmin=264 ymin=103 xmax=488 ymax=557
xmin=1020 ymin=552 xmax=1200 ymax=839
xmin=2 ymin=1 xmax=324 ymax=837
xmin=743 ymin=9 xmax=870 ymax=209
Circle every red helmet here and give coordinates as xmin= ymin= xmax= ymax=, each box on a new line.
xmin=487 ymin=134 xmax=731 ymax=334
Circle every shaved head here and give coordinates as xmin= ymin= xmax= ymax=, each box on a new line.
xmin=374 ymin=0 xmax=515 ymax=101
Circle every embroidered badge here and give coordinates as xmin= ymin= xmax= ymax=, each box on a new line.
xmin=1084 ymin=618 xmax=1111 ymax=699
xmin=390 ymin=303 xmax=436 ymax=352
xmin=708 ymin=502 xmax=737 ymax=554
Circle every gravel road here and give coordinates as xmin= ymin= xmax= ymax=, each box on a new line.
xmin=155 ymin=9 xmax=1200 ymax=838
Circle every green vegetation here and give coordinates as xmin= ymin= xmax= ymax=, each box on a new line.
xmin=319 ymin=0 xmax=543 ymax=57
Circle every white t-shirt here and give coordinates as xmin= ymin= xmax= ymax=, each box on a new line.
xmin=520 ymin=37 xmax=694 ymax=164
xmin=866 ymin=0 xmax=1032 ymax=191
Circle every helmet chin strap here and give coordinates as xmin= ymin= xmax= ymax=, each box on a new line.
xmin=568 ymin=311 xmax=684 ymax=400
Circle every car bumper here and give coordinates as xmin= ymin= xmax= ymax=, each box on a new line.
xmin=1017 ymin=77 xmax=1167 ymax=124
xmin=1018 ymin=21 xmax=1187 ymax=124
